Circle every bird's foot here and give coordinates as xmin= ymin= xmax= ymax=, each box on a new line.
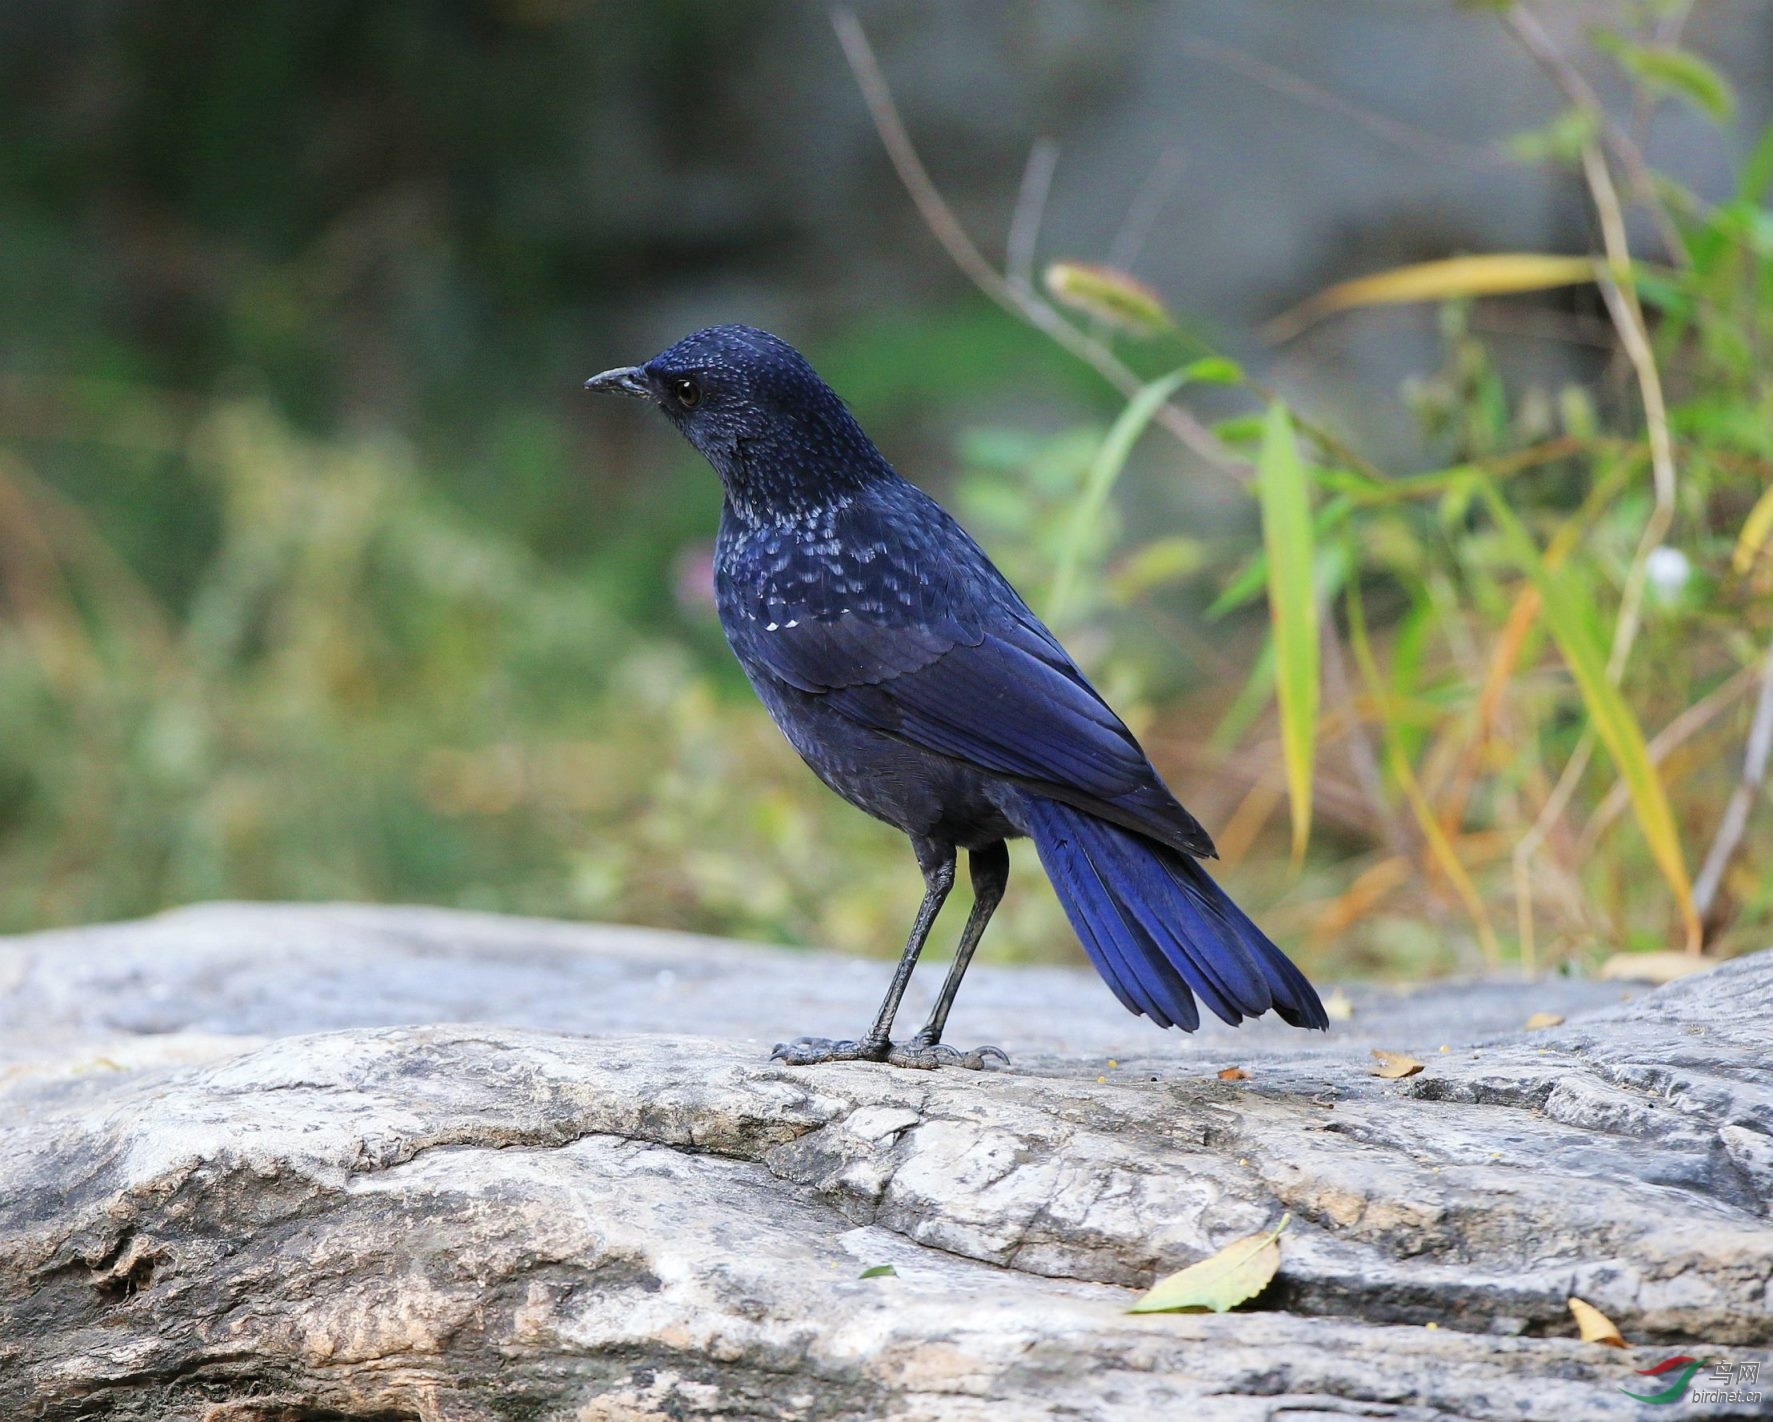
xmin=886 ymin=1039 xmax=1010 ymax=1072
xmin=769 ymin=1035 xmax=891 ymax=1066
xmin=768 ymin=1034 xmax=1008 ymax=1070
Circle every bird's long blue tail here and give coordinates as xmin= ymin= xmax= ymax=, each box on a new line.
xmin=1018 ymin=795 xmax=1327 ymax=1031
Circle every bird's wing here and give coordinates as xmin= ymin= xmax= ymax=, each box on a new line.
xmin=726 ymin=600 xmax=1215 ymax=857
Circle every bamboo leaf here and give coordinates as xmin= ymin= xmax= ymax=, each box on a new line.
xmin=1127 ymin=1215 xmax=1289 ymax=1314
xmin=1593 ymin=32 xmax=1735 ymax=123
xmin=1267 ymin=254 xmax=1597 ymax=341
xmin=1478 ymin=484 xmax=1700 ymax=951
xmin=1257 ymin=403 xmax=1318 ymax=866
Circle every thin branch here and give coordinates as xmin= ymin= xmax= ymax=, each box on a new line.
xmin=1092 ymin=145 xmax=1188 ymax=346
xmin=1107 ymin=145 xmax=1188 ymax=277
xmin=1631 ymin=0 xmax=1696 ymax=155
xmin=1514 ymin=141 xmax=1692 ymax=963
xmin=1692 ymin=639 xmax=1773 ymax=922
xmin=1583 ymin=142 xmax=1677 ymax=683
xmin=831 ymin=9 xmax=1239 ymax=472
xmin=1177 ymin=33 xmax=1509 ymax=171
xmin=1006 ymin=138 xmax=1060 ymax=293
xmin=1502 ymin=4 xmax=1691 ymax=267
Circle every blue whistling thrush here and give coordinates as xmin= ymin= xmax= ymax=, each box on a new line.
xmin=586 ymin=325 xmax=1327 ymax=1069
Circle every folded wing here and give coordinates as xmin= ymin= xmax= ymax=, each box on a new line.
xmin=726 ymin=601 xmax=1215 ymax=858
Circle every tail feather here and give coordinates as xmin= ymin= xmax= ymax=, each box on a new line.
xmin=1020 ymin=795 xmax=1328 ymax=1032
xmin=1035 ymin=811 xmax=1196 ymax=1027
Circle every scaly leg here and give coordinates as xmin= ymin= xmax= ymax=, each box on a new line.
xmin=890 ymin=841 xmax=1011 ymax=1070
xmin=771 ymin=836 xmax=954 ymax=1066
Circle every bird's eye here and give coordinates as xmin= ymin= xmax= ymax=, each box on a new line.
xmin=671 ymin=377 xmax=701 ymax=409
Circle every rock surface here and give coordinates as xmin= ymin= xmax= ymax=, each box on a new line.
xmin=0 ymin=902 xmax=1768 ymax=1420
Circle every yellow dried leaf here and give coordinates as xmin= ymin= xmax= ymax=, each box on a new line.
xmin=1218 ymin=1066 xmax=1250 ymax=1081
xmin=1370 ymin=1049 xmax=1425 ymax=1079
xmin=1127 ymin=1215 xmax=1289 ymax=1314
xmin=1733 ymin=484 xmax=1773 ymax=574
xmin=1523 ymin=1012 xmax=1565 ymax=1031
xmin=1568 ymin=1296 xmax=1629 ymax=1348
xmin=1323 ymin=988 xmax=1355 ymax=1022
xmin=1268 ymin=254 xmax=1598 ymax=341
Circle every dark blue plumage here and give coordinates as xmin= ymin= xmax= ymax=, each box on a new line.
xmin=586 ymin=324 xmax=1327 ymax=1067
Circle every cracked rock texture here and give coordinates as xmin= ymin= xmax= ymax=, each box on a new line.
xmin=0 ymin=902 xmax=1769 ymax=1421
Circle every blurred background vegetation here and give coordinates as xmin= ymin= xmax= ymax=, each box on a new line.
xmin=2 ymin=1 xmax=1770 ymax=982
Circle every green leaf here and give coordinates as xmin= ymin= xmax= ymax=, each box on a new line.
xmin=1106 ymin=535 xmax=1208 ymax=602
xmin=1478 ymin=483 xmax=1700 ymax=951
xmin=1593 ymin=32 xmax=1735 ymax=122
xmin=1207 ymin=496 xmax=1353 ymax=620
xmin=1257 ymin=404 xmax=1319 ymax=865
xmin=1737 ymin=113 xmax=1773 ymax=206
xmin=1047 ymin=360 xmax=1230 ymax=623
xmin=858 ymin=1265 xmax=897 ymax=1279
xmin=1213 ymin=413 xmax=1267 ymax=446
xmin=1209 ymin=633 xmax=1275 ymax=755
xmin=1506 ymin=106 xmax=1602 ymax=165
xmin=1128 ymin=1214 xmax=1289 ymax=1314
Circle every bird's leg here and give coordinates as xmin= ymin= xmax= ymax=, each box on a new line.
xmin=889 ymin=841 xmax=1011 ymax=1070
xmin=771 ymin=837 xmax=954 ymax=1067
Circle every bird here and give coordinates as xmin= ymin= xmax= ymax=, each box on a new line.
xmin=586 ymin=324 xmax=1327 ymax=1069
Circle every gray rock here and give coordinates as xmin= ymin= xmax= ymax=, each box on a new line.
xmin=0 ymin=903 xmax=1768 ymax=1420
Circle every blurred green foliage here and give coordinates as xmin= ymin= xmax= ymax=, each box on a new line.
xmin=1 ymin=3 xmax=1770 ymax=986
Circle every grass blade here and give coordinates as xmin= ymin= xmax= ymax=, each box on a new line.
xmin=1478 ymin=483 xmax=1700 ymax=951
xmin=1346 ymin=574 xmax=1501 ymax=965
xmin=1257 ymin=403 xmax=1318 ymax=866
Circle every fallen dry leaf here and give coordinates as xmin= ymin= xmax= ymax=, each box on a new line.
xmin=1370 ymin=1049 xmax=1425 ymax=1079
xmin=1323 ymin=988 xmax=1356 ymax=1022
xmin=1567 ymin=1296 xmax=1629 ymax=1348
xmin=1523 ymin=1012 xmax=1565 ymax=1031
xmin=1218 ymin=1066 xmax=1249 ymax=1081
xmin=1597 ymin=951 xmax=1715 ymax=985
xmin=1128 ymin=1215 xmax=1289 ymax=1314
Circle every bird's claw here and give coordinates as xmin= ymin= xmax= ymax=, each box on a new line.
xmin=768 ymin=1035 xmax=1009 ymax=1070
xmin=769 ymin=1036 xmax=888 ymax=1066
xmin=888 ymin=1040 xmax=1010 ymax=1071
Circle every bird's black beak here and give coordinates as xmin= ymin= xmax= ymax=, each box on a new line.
xmin=583 ymin=366 xmax=653 ymax=399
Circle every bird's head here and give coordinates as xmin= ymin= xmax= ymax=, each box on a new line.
xmin=585 ymin=325 xmax=885 ymax=509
